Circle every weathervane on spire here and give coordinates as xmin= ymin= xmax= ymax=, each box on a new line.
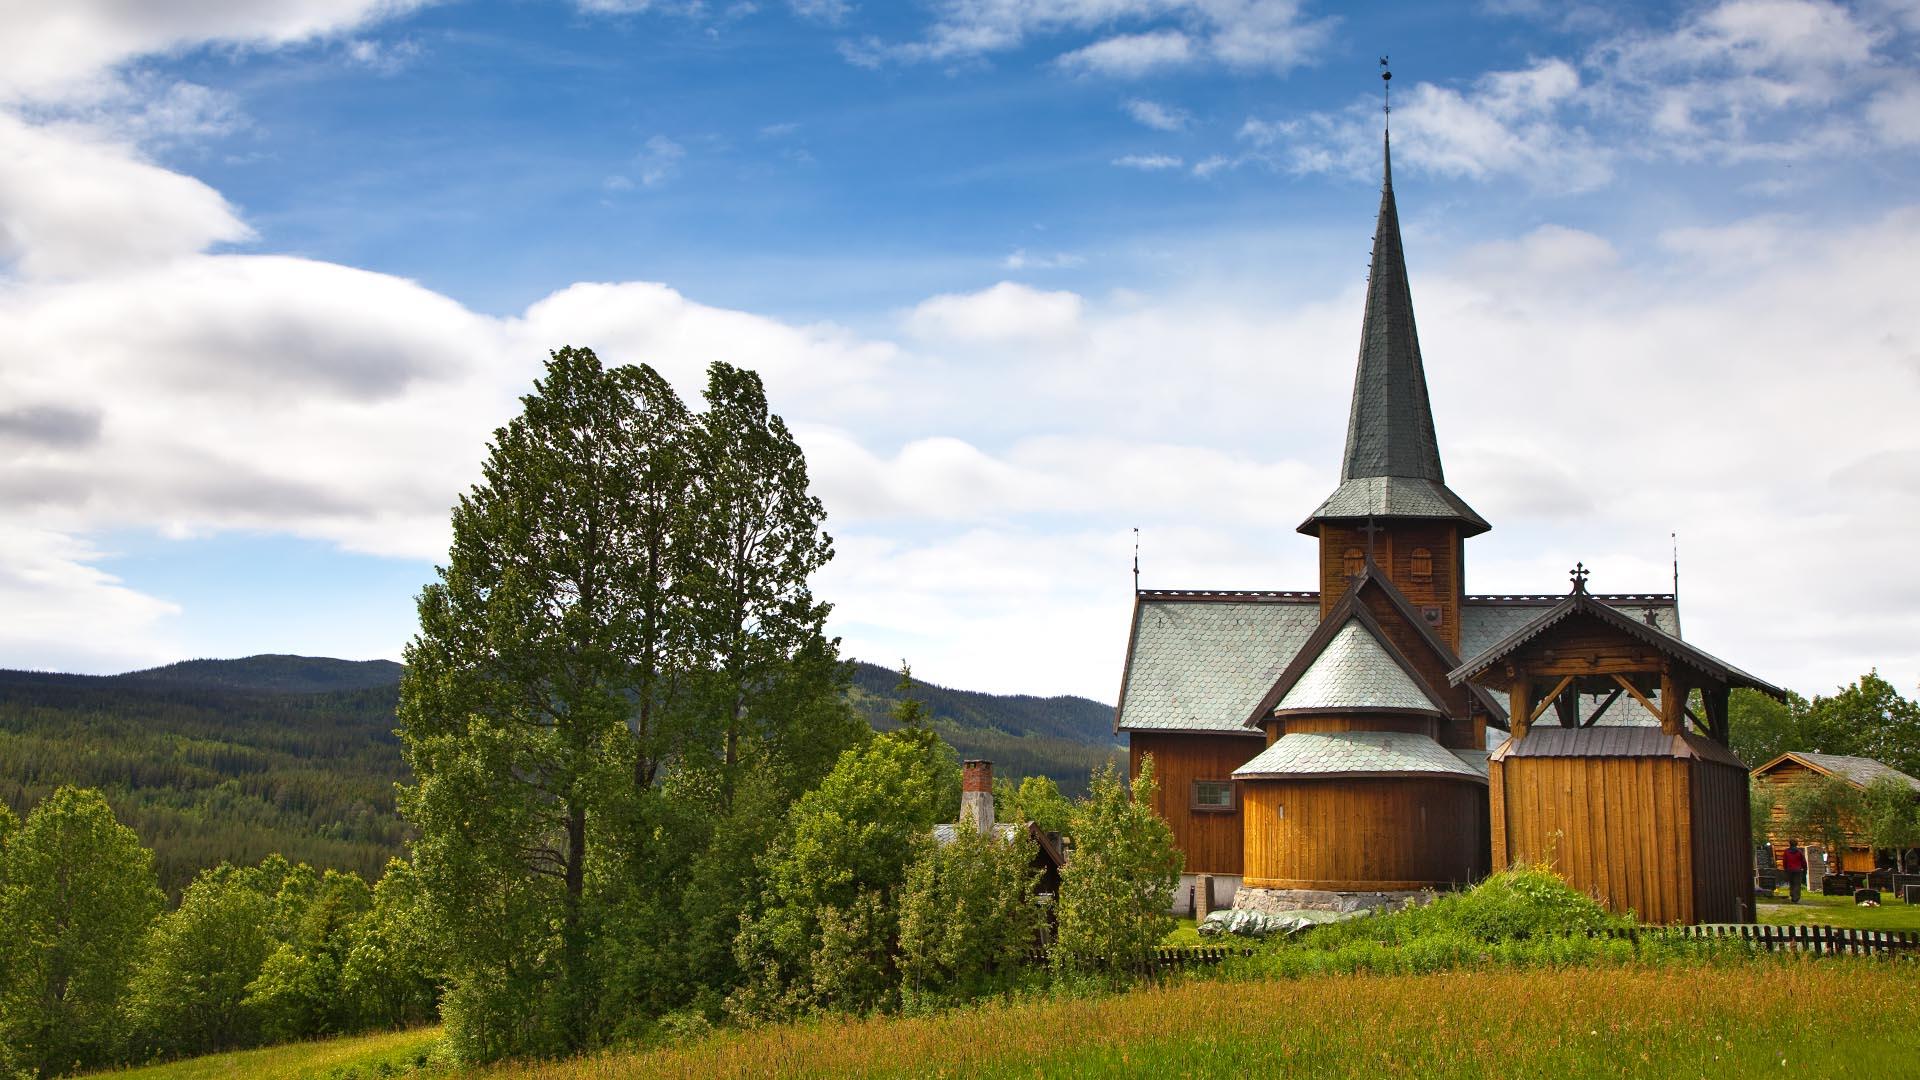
xmin=1380 ymin=55 xmax=1391 ymax=129
xmin=1132 ymin=527 xmax=1141 ymax=593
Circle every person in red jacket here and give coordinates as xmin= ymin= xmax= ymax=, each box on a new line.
xmin=1781 ymin=839 xmax=1808 ymax=903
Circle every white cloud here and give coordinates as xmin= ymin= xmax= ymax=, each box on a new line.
xmin=0 ymin=527 xmax=180 ymax=673
xmin=1256 ymin=0 xmax=1915 ymax=191
xmin=905 ymin=282 xmax=1084 ymax=342
xmin=0 ymin=112 xmax=254 ymax=279
xmin=845 ymin=0 xmax=1333 ymax=75
xmin=1124 ymin=98 xmax=1191 ymax=131
xmin=1113 ymin=153 xmax=1184 ymax=170
xmin=0 ymin=0 xmax=433 ymax=104
xmin=1057 ymin=30 xmax=1195 ymax=76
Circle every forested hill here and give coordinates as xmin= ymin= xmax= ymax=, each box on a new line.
xmin=0 ymin=654 xmax=1121 ymax=892
xmin=847 ymin=660 xmax=1122 ymax=794
xmin=0 ymin=662 xmax=406 ymax=894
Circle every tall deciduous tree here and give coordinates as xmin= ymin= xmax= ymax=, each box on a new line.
xmin=1784 ymin=776 xmax=1859 ymax=864
xmin=124 ymin=866 xmax=276 ymax=1057
xmin=1051 ymin=757 xmax=1181 ymax=982
xmin=685 ymin=362 xmax=836 ymax=794
xmin=402 ymin=347 xmax=678 ymax=1057
xmin=0 ymin=787 xmax=163 ymax=1077
xmin=1858 ymin=776 xmax=1920 ymax=861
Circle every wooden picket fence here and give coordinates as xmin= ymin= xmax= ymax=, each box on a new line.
xmin=1597 ymin=923 xmax=1920 ymax=957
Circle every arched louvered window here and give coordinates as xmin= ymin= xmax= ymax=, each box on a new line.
xmin=1411 ymin=547 xmax=1434 ymax=582
xmin=1343 ymin=547 xmax=1364 ymax=578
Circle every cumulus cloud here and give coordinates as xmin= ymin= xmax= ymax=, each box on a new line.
xmin=0 ymin=112 xmax=254 ymax=278
xmin=1252 ymin=0 xmax=1915 ymax=190
xmin=0 ymin=0 xmax=432 ymax=104
xmin=0 ymin=527 xmax=181 ymax=673
xmin=1057 ymin=30 xmax=1195 ymax=76
xmin=905 ymin=282 xmax=1085 ymax=342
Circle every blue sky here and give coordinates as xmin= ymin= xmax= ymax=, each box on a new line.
xmin=3 ymin=0 xmax=1919 ymax=702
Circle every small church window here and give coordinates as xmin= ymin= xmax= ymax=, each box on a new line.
xmin=1411 ymin=547 xmax=1434 ymax=582
xmin=1343 ymin=547 xmax=1365 ymax=578
xmin=1191 ymin=780 xmax=1235 ymax=812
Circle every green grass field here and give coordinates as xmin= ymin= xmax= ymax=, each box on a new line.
xmin=470 ymin=962 xmax=1913 ymax=1079
xmin=92 ymin=1027 xmax=443 ymax=1080
xmin=1757 ymin=892 xmax=1920 ymax=930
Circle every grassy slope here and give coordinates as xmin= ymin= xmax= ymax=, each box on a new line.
xmin=1757 ymin=893 xmax=1920 ymax=930
xmin=94 ymin=1027 xmax=442 ymax=1080
xmin=475 ymin=964 xmax=1917 ymax=1079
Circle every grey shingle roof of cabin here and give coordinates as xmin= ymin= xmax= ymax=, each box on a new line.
xmin=1275 ymin=618 xmax=1442 ymax=714
xmin=1232 ymin=731 xmax=1487 ymax=783
xmin=1773 ymin=752 xmax=1920 ymax=793
xmin=1116 ymin=593 xmax=1680 ymax=734
xmin=1300 ymin=134 xmax=1486 ymax=537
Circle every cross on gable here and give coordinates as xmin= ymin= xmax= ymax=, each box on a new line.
xmin=1570 ymin=562 xmax=1591 ymax=592
xmin=1359 ymin=519 xmax=1386 ymax=560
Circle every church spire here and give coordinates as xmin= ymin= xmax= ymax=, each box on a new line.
xmin=1299 ymin=105 xmax=1488 ymax=537
xmin=1341 ymin=130 xmax=1442 ymax=485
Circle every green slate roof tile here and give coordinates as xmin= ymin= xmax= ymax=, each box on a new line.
xmin=1276 ymin=619 xmax=1440 ymax=714
xmin=1118 ymin=596 xmax=1684 ymax=734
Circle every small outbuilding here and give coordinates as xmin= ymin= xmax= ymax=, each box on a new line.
xmin=1751 ymin=751 xmax=1920 ymax=873
xmin=1450 ymin=567 xmax=1786 ymax=925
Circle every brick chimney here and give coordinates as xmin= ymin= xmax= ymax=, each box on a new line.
xmin=960 ymin=759 xmax=994 ymax=835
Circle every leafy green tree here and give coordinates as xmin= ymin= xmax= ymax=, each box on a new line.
xmin=0 ymin=787 xmax=163 ymax=1077
xmin=996 ymin=774 xmax=1072 ymax=836
xmin=730 ymin=727 xmax=958 ymax=1019
xmin=1784 ymin=776 xmax=1860 ymax=864
xmin=1750 ymin=779 xmax=1779 ymax=846
xmin=244 ymin=869 xmax=373 ymax=1041
xmin=897 ymin=824 xmax=1042 ymax=1010
xmin=124 ymin=866 xmax=276 ymax=1058
xmin=340 ymin=859 xmax=442 ymax=1031
xmin=401 ymin=347 xmax=687 ymax=1057
xmin=684 ymin=362 xmax=836 ymax=792
xmin=1728 ymin=688 xmax=1811 ymax=768
xmin=1858 ymin=776 xmax=1920 ymax=862
xmin=1051 ymin=757 xmax=1181 ymax=982
xmin=1806 ymin=672 xmax=1920 ymax=778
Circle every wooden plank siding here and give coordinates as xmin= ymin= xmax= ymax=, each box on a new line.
xmin=1494 ymin=755 xmax=1699 ymax=924
xmin=1690 ymin=760 xmax=1756 ymax=923
xmin=1318 ymin=522 xmax=1462 ymax=653
xmin=1271 ymin=714 xmax=1440 ymax=741
xmin=1241 ymin=776 xmax=1488 ymax=890
xmin=1129 ymin=733 xmax=1258 ymax=876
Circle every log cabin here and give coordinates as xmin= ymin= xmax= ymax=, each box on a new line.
xmin=1113 ymin=127 xmax=1781 ymax=924
xmin=1750 ymin=751 xmax=1920 ymax=874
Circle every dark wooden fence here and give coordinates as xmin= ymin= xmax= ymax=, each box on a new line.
xmin=1598 ymin=923 xmax=1920 ymax=957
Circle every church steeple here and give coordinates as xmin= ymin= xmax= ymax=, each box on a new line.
xmin=1299 ymin=129 xmax=1488 ymax=538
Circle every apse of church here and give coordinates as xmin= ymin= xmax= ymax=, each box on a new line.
xmin=1112 ymin=115 xmax=1779 ymax=925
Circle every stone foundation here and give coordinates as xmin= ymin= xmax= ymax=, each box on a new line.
xmin=1231 ymin=886 xmax=1437 ymax=917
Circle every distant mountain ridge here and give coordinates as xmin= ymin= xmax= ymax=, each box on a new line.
xmin=120 ymin=654 xmax=407 ymax=694
xmin=0 ymin=654 xmax=1121 ymax=891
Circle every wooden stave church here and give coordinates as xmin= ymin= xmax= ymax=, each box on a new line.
xmin=1113 ymin=132 xmax=1783 ymax=925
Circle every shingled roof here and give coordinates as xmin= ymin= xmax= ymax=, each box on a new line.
xmin=1300 ymin=133 xmax=1487 ymax=537
xmin=1273 ymin=618 xmax=1445 ymax=715
xmin=1114 ymin=590 xmax=1680 ymax=735
xmin=1754 ymin=751 xmax=1920 ymax=793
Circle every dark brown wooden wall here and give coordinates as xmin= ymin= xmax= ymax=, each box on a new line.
xmin=1130 ymin=733 xmax=1259 ymax=876
xmin=1318 ymin=522 xmax=1461 ymax=652
xmin=1493 ymin=755 xmax=1699 ymax=924
xmin=1690 ymin=760 xmax=1755 ymax=923
xmin=1241 ymin=776 xmax=1488 ymax=890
